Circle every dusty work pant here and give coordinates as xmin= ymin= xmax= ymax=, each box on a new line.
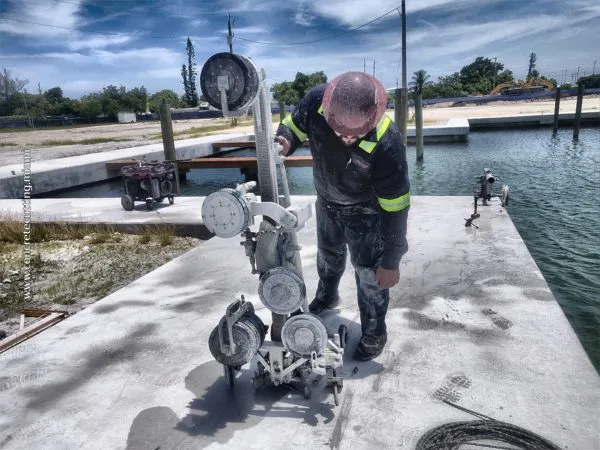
xmin=314 ymin=197 xmax=389 ymax=337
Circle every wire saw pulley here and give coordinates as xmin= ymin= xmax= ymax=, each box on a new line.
xmin=200 ymin=52 xmax=261 ymax=117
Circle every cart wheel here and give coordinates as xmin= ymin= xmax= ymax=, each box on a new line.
xmin=145 ymin=199 xmax=153 ymax=210
xmin=338 ymin=324 xmax=348 ymax=349
xmin=502 ymin=185 xmax=510 ymax=207
xmin=121 ymin=195 xmax=134 ymax=211
xmin=168 ymin=195 xmax=175 ymax=205
xmin=156 ymin=196 xmax=165 ymax=203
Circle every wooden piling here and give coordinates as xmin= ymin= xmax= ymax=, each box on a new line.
xmin=573 ymin=83 xmax=584 ymax=140
xmin=553 ymin=87 xmax=561 ymax=133
xmin=279 ymin=101 xmax=286 ymax=122
xmin=159 ymin=100 xmax=180 ymax=194
xmin=415 ymin=94 xmax=424 ymax=161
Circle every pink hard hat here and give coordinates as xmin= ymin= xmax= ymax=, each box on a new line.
xmin=322 ymin=72 xmax=388 ymax=136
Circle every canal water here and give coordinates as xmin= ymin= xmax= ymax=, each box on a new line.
xmin=45 ymin=127 xmax=600 ymax=371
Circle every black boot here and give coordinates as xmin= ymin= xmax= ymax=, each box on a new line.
xmin=353 ymin=333 xmax=387 ymax=361
xmin=308 ymin=295 xmax=340 ymax=315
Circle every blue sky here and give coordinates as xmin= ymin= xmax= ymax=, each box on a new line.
xmin=1 ymin=0 xmax=599 ymax=99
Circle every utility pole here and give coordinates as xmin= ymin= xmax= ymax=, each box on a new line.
xmin=373 ymin=60 xmax=376 ymax=77
xmin=227 ymin=13 xmax=234 ymax=53
xmin=398 ymin=0 xmax=408 ymax=145
xmin=364 ymin=58 xmax=366 ymax=73
xmin=492 ymin=57 xmax=497 ymax=89
xmin=576 ymin=66 xmax=580 ymax=81
xmin=593 ymin=60 xmax=597 ymax=75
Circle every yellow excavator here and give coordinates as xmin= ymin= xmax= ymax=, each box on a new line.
xmin=491 ymin=77 xmax=556 ymax=95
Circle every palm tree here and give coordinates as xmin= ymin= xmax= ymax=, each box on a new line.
xmin=410 ymin=69 xmax=431 ymax=95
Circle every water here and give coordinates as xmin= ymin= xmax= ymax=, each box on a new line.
xmin=44 ymin=128 xmax=600 ymax=371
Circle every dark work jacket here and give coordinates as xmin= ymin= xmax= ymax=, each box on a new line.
xmin=276 ymin=83 xmax=410 ymax=269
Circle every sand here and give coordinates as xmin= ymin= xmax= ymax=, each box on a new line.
xmin=0 ymin=95 xmax=598 ymax=166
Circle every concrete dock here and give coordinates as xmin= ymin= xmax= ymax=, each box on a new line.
xmin=0 ymin=197 xmax=212 ymax=239
xmin=0 ymin=195 xmax=598 ymax=449
xmin=0 ymin=133 xmax=254 ymax=199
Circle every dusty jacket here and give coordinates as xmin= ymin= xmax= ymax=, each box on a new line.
xmin=276 ymin=83 xmax=410 ymax=269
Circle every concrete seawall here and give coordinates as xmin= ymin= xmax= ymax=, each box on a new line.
xmin=0 ymin=133 xmax=254 ymax=199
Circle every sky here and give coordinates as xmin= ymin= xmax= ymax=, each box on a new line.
xmin=0 ymin=0 xmax=599 ymax=100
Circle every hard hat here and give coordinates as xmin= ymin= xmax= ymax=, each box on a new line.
xmin=322 ymin=72 xmax=387 ymax=136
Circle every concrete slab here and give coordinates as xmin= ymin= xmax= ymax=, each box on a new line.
xmin=0 ymin=196 xmax=212 ymax=238
xmin=468 ymin=111 xmax=600 ymax=129
xmin=0 ymin=133 xmax=253 ymax=199
xmin=1 ymin=196 xmax=598 ymax=449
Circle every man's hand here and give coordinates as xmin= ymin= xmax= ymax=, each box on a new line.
xmin=376 ymin=267 xmax=399 ymax=289
xmin=274 ymin=135 xmax=291 ymax=156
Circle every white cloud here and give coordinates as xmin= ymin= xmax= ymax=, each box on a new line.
xmin=0 ymin=0 xmax=82 ymax=38
xmin=67 ymin=35 xmax=134 ymax=51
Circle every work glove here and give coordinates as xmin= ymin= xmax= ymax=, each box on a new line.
xmin=274 ymin=135 xmax=291 ymax=156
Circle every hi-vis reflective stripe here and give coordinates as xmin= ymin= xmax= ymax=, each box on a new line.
xmin=358 ymin=116 xmax=391 ymax=154
xmin=377 ymin=193 xmax=410 ymax=212
xmin=282 ymin=114 xmax=308 ymax=142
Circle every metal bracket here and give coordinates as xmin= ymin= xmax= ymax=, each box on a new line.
xmin=217 ymin=296 xmax=254 ymax=356
xmin=250 ymin=201 xmax=312 ymax=231
xmin=218 ymin=75 xmax=247 ymax=119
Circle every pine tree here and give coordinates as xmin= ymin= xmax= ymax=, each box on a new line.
xmin=186 ymin=38 xmax=198 ymax=106
xmin=181 ymin=64 xmax=190 ymax=106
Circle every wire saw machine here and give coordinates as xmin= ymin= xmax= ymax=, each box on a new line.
xmin=199 ymin=53 xmax=347 ymax=405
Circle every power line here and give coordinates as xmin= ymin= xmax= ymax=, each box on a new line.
xmin=234 ymin=5 xmax=400 ymax=46
xmin=0 ymin=16 xmax=187 ymax=39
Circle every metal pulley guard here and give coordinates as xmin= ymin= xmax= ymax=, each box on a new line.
xmin=258 ymin=267 xmax=306 ymax=315
xmin=281 ymin=313 xmax=328 ymax=358
xmin=200 ymin=52 xmax=260 ymax=112
xmin=201 ymin=188 xmax=251 ymax=238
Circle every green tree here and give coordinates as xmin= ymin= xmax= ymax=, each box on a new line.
xmin=148 ymin=89 xmax=180 ymax=113
xmin=410 ymin=69 xmax=431 ymax=95
xmin=577 ymin=74 xmax=600 ymax=88
xmin=527 ymin=53 xmax=538 ymax=80
xmin=270 ymin=81 xmax=299 ymax=106
xmin=181 ymin=64 xmax=190 ymax=104
xmin=78 ymin=97 xmax=102 ymax=122
xmin=271 ymin=71 xmax=327 ymax=106
xmin=181 ymin=37 xmax=198 ymax=106
xmin=0 ymin=68 xmax=29 ymax=116
xmin=44 ymin=87 xmax=64 ymax=105
xmin=459 ymin=57 xmax=505 ymax=94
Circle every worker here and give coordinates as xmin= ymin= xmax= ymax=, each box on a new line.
xmin=275 ymin=72 xmax=410 ymax=361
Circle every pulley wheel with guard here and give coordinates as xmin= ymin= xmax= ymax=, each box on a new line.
xmin=200 ymin=52 xmax=260 ymax=111
xmin=201 ymin=188 xmax=251 ymax=238
xmin=281 ymin=313 xmax=328 ymax=358
xmin=208 ymin=312 xmax=267 ymax=367
xmin=258 ymin=267 xmax=306 ymax=315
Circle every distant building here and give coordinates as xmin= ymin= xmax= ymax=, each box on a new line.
xmin=117 ymin=112 xmax=136 ymax=123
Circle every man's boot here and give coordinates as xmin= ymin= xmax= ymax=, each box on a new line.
xmin=308 ymin=295 xmax=340 ymax=315
xmin=353 ymin=333 xmax=387 ymax=361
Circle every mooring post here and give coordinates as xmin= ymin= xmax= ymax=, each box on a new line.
xmin=159 ymin=100 xmax=180 ymax=194
xmin=415 ymin=93 xmax=424 ymax=161
xmin=573 ymin=83 xmax=584 ymax=140
xmin=553 ymin=87 xmax=561 ymax=134
xmin=279 ymin=101 xmax=286 ymax=122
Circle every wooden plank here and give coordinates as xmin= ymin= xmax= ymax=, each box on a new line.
xmin=211 ymin=141 xmax=310 ymax=149
xmin=0 ymin=312 xmax=68 ymax=353
xmin=106 ymin=155 xmax=314 ymax=171
xmin=211 ymin=141 xmax=256 ymax=149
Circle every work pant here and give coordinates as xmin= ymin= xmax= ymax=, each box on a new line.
xmin=314 ymin=197 xmax=389 ymax=337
